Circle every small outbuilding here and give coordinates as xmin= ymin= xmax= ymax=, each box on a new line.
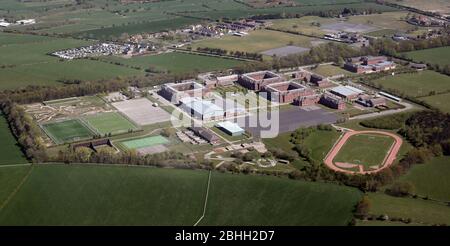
xmin=216 ymin=121 xmax=245 ymax=136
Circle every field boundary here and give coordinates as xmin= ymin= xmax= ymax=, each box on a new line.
xmin=0 ymin=166 xmax=33 ymax=212
xmin=193 ymin=170 xmax=211 ymax=226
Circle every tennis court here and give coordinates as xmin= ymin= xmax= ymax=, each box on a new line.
xmin=121 ymin=135 xmax=169 ymax=149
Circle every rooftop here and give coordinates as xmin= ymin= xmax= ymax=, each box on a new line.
xmin=330 ymin=86 xmax=364 ymax=97
xmin=216 ymin=121 xmax=245 ymax=134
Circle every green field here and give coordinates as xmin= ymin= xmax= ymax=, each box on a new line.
xmin=0 ymin=115 xmax=27 ymax=165
xmin=0 ymin=164 xmax=362 ymax=225
xmin=0 ymin=33 xmax=143 ymax=90
xmin=334 ymin=134 xmax=395 ymax=169
xmin=403 ymin=47 xmax=450 ymax=67
xmin=190 ymin=29 xmax=316 ymax=54
xmin=398 ymin=156 xmax=450 ymax=201
xmin=367 ymin=192 xmax=450 ymax=225
xmin=309 ymin=64 xmax=352 ymax=77
xmin=122 ymin=135 xmax=169 ymax=149
xmin=372 ymin=70 xmax=450 ymax=98
xmin=84 ymin=112 xmax=138 ymax=135
xmin=42 ymin=119 xmax=94 ymax=144
xmin=420 ymin=93 xmax=450 ymax=113
xmin=0 ymin=166 xmax=31 ymax=206
xmin=102 ymin=52 xmax=245 ymax=74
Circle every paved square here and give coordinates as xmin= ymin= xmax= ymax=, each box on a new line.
xmin=112 ymin=98 xmax=170 ymax=126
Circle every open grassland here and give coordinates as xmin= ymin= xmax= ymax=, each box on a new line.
xmin=367 ymin=192 xmax=450 ymax=225
xmin=190 ymin=29 xmax=316 ymax=54
xmin=200 ymin=171 xmax=362 ymax=226
xmin=403 ymin=47 xmax=450 ymax=67
xmin=0 ymin=166 xmax=31 ymax=206
xmin=398 ymin=157 xmax=450 ymax=201
xmin=0 ymin=33 xmax=143 ymax=90
xmin=0 ymin=115 xmax=27 ymax=165
xmin=345 ymin=11 xmax=416 ymax=33
xmin=270 ymin=16 xmax=334 ymax=36
xmin=386 ymin=0 xmax=450 ymax=15
xmin=420 ymin=93 xmax=450 ymax=113
xmin=303 ymin=129 xmax=341 ymax=162
xmin=42 ymin=119 xmax=94 ymax=144
xmin=102 ymin=52 xmax=244 ymax=74
xmin=0 ymin=164 xmax=362 ymax=225
xmin=309 ymin=64 xmax=352 ymax=77
xmin=333 ymin=134 xmax=395 ymax=168
xmin=372 ymin=70 xmax=450 ymax=98
xmin=84 ymin=112 xmax=138 ymax=135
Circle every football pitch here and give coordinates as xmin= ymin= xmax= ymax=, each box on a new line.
xmin=121 ymin=136 xmax=169 ymax=150
xmin=42 ymin=119 xmax=94 ymax=144
xmin=84 ymin=112 xmax=138 ymax=135
xmin=333 ymin=133 xmax=395 ymax=169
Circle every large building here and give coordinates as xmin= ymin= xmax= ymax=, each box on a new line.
xmin=264 ymin=81 xmax=314 ymax=103
xmin=344 ymin=56 xmax=396 ymax=74
xmin=295 ymin=94 xmax=321 ymax=107
xmin=180 ymin=97 xmax=224 ymax=121
xmin=330 ymin=86 xmax=364 ymax=101
xmin=188 ymin=127 xmax=221 ymax=145
xmin=159 ymin=81 xmax=208 ymax=104
xmin=238 ymin=71 xmax=283 ymax=91
xmin=319 ymin=93 xmax=346 ymax=110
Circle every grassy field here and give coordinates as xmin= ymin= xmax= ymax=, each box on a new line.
xmin=0 ymin=33 xmax=143 ymax=90
xmin=345 ymin=11 xmax=415 ymax=33
xmin=386 ymin=0 xmax=450 ymax=15
xmin=367 ymin=192 xmax=450 ymax=225
xmin=403 ymin=47 xmax=450 ymax=67
xmin=0 ymin=164 xmax=362 ymax=225
xmin=102 ymin=52 xmax=245 ymax=74
xmin=0 ymin=166 xmax=31 ymax=206
xmin=200 ymin=171 xmax=362 ymax=226
xmin=84 ymin=112 xmax=138 ymax=135
xmin=190 ymin=29 xmax=316 ymax=54
xmin=270 ymin=16 xmax=334 ymax=36
xmin=0 ymin=115 xmax=27 ymax=165
xmin=420 ymin=93 xmax=450 ymax=113
xmin=303 ymin=129 xmax=341 ymax=162
xmin=309 ymin=64 xmax=352 ymax=77
xmin=121 ymin=135 xmax=169 ymax=149
xmin=398 ymin=156 xmax=450 ymax=201
xmin=372 ymin=70 xmax=450 ymax=98
xmin=42 ymin=119 xmax=94 ymax=144
xmin=333 ymin=134 xmax=395 ymax=169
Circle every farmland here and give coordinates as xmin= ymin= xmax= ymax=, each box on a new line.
xmin=403 ymin=46 xmax=450 ymax=67
xmin=366 ymin=192 xmax=450 ymax=225
xmin=102 ymin=52 xmax=245 ymax=74
xmin=385 ymin=0 xmax=450 ymax=15
xmin=190 ymin=29 xmax=317 ymax=54
xmin=371 ymin=70 xmax=450 ymax=98
xmin=420 ymin=93 xmax=450 ymax=113
xmin=0 ymin=32 xmax=143 ymax=90
xmin=0 ymin=114 xmax=27 ymax=165
xmin=398 ymin=156 xmax=450 ymax=201
xmin=0 ymin=164 xmax=362 ymax=225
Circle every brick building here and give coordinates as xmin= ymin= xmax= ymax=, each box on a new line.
xmin=159 ymin=81 xmax=208 ymax=104
xmin=320 ymin=93 xmax=346 ymax=110
xmin=264 ymin=81 xmax=314 ymax=103
xmin=238 ymin=71 xmax=283 ymax=91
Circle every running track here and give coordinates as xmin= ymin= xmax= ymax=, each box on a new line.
xmin=324 ymin=130 xmax=403 ymax=175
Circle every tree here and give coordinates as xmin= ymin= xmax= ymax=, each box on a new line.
xmin=355 ymin=196 xmax=371 ymax=219
xmin=386 ymin=181 xmax=415 ymax=197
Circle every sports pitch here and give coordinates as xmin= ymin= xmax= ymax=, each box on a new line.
xmin=333 ymin=133 xmax=395 ymax=169
xmin=84 ymin=112 xmax=138 ymax=135
xmin=121 ymin=135 xmax=169 ymax=150
xmin=42 ymin=119 xmax=94 ymax=144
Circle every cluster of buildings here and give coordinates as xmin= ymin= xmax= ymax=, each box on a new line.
xmin=324 ymin=32 xmax=369 ymax=46
xmin=344 ymin=56 xmax=396 ymax=74
xmin=0 ymin=18 xmax=35 ymax=27
xmin=407 ymin=15 xmax=447 ymax=27
xmin=184 ymin=19 xmax=266 ymax=38
xmin=52 ymin=43 xmax=125 ymax=60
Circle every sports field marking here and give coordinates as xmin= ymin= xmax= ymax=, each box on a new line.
xmin=324 ymin=130 xmax=403 ymax=175
xmin=83 ymin=112 xmax=138 ymax=135
xmin=121 ymin=135 xmax=169 ymax=150
xmin=41 ymin=119 xmax=95 ymax=144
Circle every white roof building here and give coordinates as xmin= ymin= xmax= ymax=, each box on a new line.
xmin=216 ymin=121 xmax=245 ymax=136
xmin=180 ymin=97 xmax=224 ymax=120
